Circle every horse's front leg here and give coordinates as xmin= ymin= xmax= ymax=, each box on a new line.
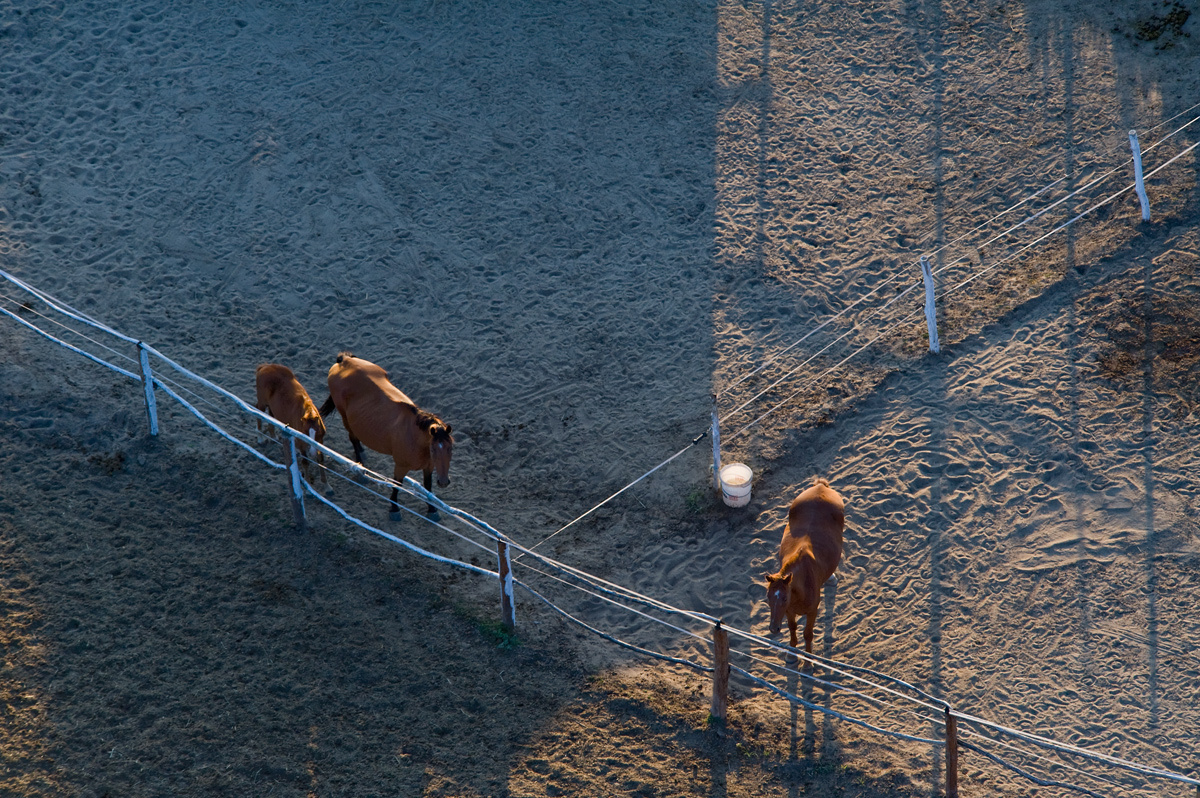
xmin=388 ymin=486 xmax=402 ymax=520
xmin=803 ymin=611 xmax=817 ymax=654
xmin=787 ymin=613 xmax=800 ymax=650
xmin=423 ymin=468 xmax=440 ymax=520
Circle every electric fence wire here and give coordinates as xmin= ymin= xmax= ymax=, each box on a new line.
xmin=724 ymin=110 xmax=1200 ymax=431
xmin=725 ymin=119 xmax=1200 ymax=443
xmin=724 ymin=643 xmax=942 ymax=729
xmin=6 ymin=286 xmax=1198 ymax=798
xmin=723 ymin=623 xmax=946 ymax=715
xmin=958 ymin=726 xmax=1136 ymax=797
xmin=0 ymin=299 xmax=141 ymax=381
xmin=513 ymin=577 xmax=712 ymax=674
xmin=511 ymin=557 xmax=713 ymax=647
xmin=0 ymin=289 xmax=139 ymax=368
xmin=4 ymin=117 xmax=1200 ymax=792
xmin=729 ymin=663 xmax=943 ymax=747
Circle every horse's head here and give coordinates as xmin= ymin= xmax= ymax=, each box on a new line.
xmin=424 ymin=418 xmax=454 ymax=488
xmin=764 ymin=571 xmax=792 ymax=635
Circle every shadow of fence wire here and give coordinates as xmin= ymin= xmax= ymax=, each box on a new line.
xmin=4 ymin=106 xmax=1200 ymax=796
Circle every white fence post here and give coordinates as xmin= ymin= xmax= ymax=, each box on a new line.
xmin=497 ymin=538 xmax=516 ymax=630
xmin=711 ymin=393 xmax=722 ymax=492
xmin=920 ymin=256 xmax=940 ymax=354
xmin=1129 ymin=129 xmax=1151 ymax=222
xmin=285 ymin=433 xmax=306 ymax=529
xmin=137 ymin=342 xmax=159 ymax=436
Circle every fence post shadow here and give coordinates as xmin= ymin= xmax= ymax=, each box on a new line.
xmin=1139 ymin=250 xmax=1161 ymax=728
xmin=707 ymin=743 xmax=729 ymax=798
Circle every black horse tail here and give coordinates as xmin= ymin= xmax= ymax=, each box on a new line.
xmin=318 ymin=395 xmax=336 ymax=418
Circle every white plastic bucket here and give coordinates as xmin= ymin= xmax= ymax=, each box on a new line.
xmin=719 ymin=463 xmax=753 ymax=508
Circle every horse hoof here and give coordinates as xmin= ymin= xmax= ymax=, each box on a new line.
xmin=389 ymin=510 xmax=405 ymax=522
xmin=425 ymin=511 xmax=441 ymax=523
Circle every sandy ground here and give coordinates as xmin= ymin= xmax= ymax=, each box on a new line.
xmin=2 ymin=0 xmax=1199 ymax=795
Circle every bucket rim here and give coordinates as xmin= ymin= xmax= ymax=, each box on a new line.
xmin=720 ymin=462 xmax=752 ymax=482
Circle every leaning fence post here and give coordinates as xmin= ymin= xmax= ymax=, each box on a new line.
xmin=920 ymin=256 xmax=940 ymax=354
xmin=711 ymin=393 xmax=722 ymax=493
xmin=944 ymin=706 xmax=959 ymax=798
xmin=137 ymin=342 xmax=159 ymax=436
xmin=497 ymin=538 xmax=516 ymax=631
xmin=1129 ymin=129 xmax=1151 ymax=222
xmin=710 ymin=620 xmax=730 ymax=726
xmin=284 ymin=433 xmax=306 ymax=529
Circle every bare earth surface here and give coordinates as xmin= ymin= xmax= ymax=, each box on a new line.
xmin=2 ymin=0 xmax=1199 ymax=796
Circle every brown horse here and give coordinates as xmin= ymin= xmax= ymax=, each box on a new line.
xmin=318 ymin=352 xmax=453 ymax=519
xmin=254 ymin=363 xmax=327 ymax=486
xmin=764 ymin=478 xmax=845 ymax=654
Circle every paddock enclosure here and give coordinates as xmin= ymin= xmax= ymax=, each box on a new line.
xmin=2 ymin=0 xmax=1199 ymax=796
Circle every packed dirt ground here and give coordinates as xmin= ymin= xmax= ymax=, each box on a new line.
xmin=2 ymin=0 xmax=1199 ymax=796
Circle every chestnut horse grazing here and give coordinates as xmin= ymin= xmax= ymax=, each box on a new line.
xmin=318 ymin=352 xmax=453 ymax=519
xmin=765 ymin=478 xmax=845 ymax=654
xmin=254 ymin=363 xmax=327 ymax=485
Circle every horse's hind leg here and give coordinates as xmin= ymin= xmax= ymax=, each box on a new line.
xmin=255 ymin=404 xmax=274 ymax=445
xmin=349 ymin=433 xmax=365 ymax=464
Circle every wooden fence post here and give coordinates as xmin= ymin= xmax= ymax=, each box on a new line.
xmin=137 ymin=342 xmax=159 ymax=436
xmin=497 ymin=539 xmax=516 ymax=631
xmin=711 ymin=393 xmax=722 ymax=493
xmin=710 ymin=621 xmax=730 ymax=725
xmin=944 ymin=706 xmax=959 ymax=798
xmin=1129 ymin=129 xmax=1151 ymax=222
xmin=920 ymin=256 xmax=940 ymax=354
xmin=285 ymin=434 xmax=306 ymax=529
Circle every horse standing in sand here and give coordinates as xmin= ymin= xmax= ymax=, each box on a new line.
xmin=254 ymin=363 xmax=327 ymax=486
xmin=764 ymin=478 xmax=845 ymax=654
xmin=319 ymin=352 xmax=453 ymax=519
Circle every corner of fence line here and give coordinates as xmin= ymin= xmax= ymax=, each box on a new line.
xmin=1129 ymin=129 xmax=1151 ymax=222
xmin=137 ymin=341 xmax=159 ymax=436
xmin=919 ymin=255 xmax=940 ymax=354
xmin=497 ymin=536 xmax=516 ymax=631
xmin=284 ymin=433 xmax=307 ymax=530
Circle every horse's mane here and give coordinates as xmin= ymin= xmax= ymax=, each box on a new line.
xmin=415 ymin=409 xmax=452 ymax=440
xmin=780 ymin=541 xmax=817 ymax=576
xmin=335 ymin=351 xmax=355 ymax=364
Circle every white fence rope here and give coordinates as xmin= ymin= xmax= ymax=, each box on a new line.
xmin=5 ymin=271 xmax=1197 ymax=798
xmin=716 ymin=112 xmax=1200 ymax=445
xmin=959 ymin=738 xmax=1109 ymax=798
xmin=959 ymin=729 xmax=1130 ymax=796
xmin=0 ymin=302 xmax=141 ymax=381
xmin=301 ymin=476 xmax=498 ymax=579
xmin=5 ymin=109 xmax=1200 ymax=794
